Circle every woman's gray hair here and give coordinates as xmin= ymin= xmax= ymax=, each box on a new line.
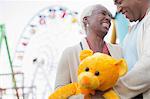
xmin=80 ymin=4 xmax=108 ymax=32
xmin=80 ymin=5 xmax=94 ymax=30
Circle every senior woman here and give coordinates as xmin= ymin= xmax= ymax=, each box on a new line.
xmin=54 ymin=4 xmax=122 ymax=98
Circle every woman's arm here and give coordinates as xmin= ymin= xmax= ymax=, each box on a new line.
xmin=55 ymin=48 xmax=71 ymax=89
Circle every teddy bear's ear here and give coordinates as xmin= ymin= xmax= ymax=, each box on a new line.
xmin=114 ymin=59 xmax=128 ymax=77
xmin=80 ymin=49 xmax=93 ymax=61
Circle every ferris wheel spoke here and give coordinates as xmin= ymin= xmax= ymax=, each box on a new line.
xmin=13 ymin=5 xmax=84 ymax=99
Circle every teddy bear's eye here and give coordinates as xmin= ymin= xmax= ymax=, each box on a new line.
xmin=85 ymin=67 xmax=89 ymax=72
xmin=95 ymin=71 xmax=100 ymax=76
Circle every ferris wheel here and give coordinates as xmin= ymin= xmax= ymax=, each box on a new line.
xmin=12 ymin=5 xmax=84 ymax=99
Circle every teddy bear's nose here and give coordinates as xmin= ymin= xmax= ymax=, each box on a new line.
xmin=82 ymin=76 xmax=90 ymax=85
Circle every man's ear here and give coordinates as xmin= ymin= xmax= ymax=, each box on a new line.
xmin=80 ymin=49 xmax=93 ymax=61
xmin=114 ymin=59 xmax=128 ymax=77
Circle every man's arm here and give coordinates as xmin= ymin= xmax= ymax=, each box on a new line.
xmin=114 ymin=14 xmax=150 ymax=98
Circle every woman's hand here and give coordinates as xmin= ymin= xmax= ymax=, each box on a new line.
xmin=91 ymin=90 xmax=104 ymax=99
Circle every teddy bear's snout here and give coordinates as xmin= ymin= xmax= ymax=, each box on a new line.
xmin=81 ymin=76 xmax=90 ymax=85
xmin=78 ymin=72 xmax=100 ymax=89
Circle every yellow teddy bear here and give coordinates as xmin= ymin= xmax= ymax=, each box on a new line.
xmin=49 ymin=49 xmax=128 ymax=99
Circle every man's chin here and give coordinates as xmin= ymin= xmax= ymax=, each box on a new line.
xmin=129 ymin=18 xmax=138 ymax=22
xmin=128 ymin=17 xmax=138 ymax=22
xmin=129 ymin=19 xmax=134 ymax=22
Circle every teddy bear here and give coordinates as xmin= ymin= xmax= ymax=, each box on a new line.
xmin=49 ymin=49 xmax=128 ymax=99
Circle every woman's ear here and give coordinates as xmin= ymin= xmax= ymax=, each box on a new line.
xmin=114 ymin=59 xmax=128 ymax=77
xmin=83 ymin=16 xmax=89 ymax=27
xmin=80 ymin=49 xmax=93 ymax=61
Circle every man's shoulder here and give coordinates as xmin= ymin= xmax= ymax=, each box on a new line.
xmin=147 ymin=8 xmax=150 ymax=17
xmin=142 ymin=9 xmax=150 ymax=29
xmin=144 ymin=8 xmax=150 ymax=23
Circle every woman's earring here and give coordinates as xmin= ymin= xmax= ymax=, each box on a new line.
xmin=86 ymin=24 xmax=89 ymax=27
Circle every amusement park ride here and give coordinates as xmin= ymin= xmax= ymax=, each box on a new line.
xmin=0 ymin=5 xmax=83 ymax=99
